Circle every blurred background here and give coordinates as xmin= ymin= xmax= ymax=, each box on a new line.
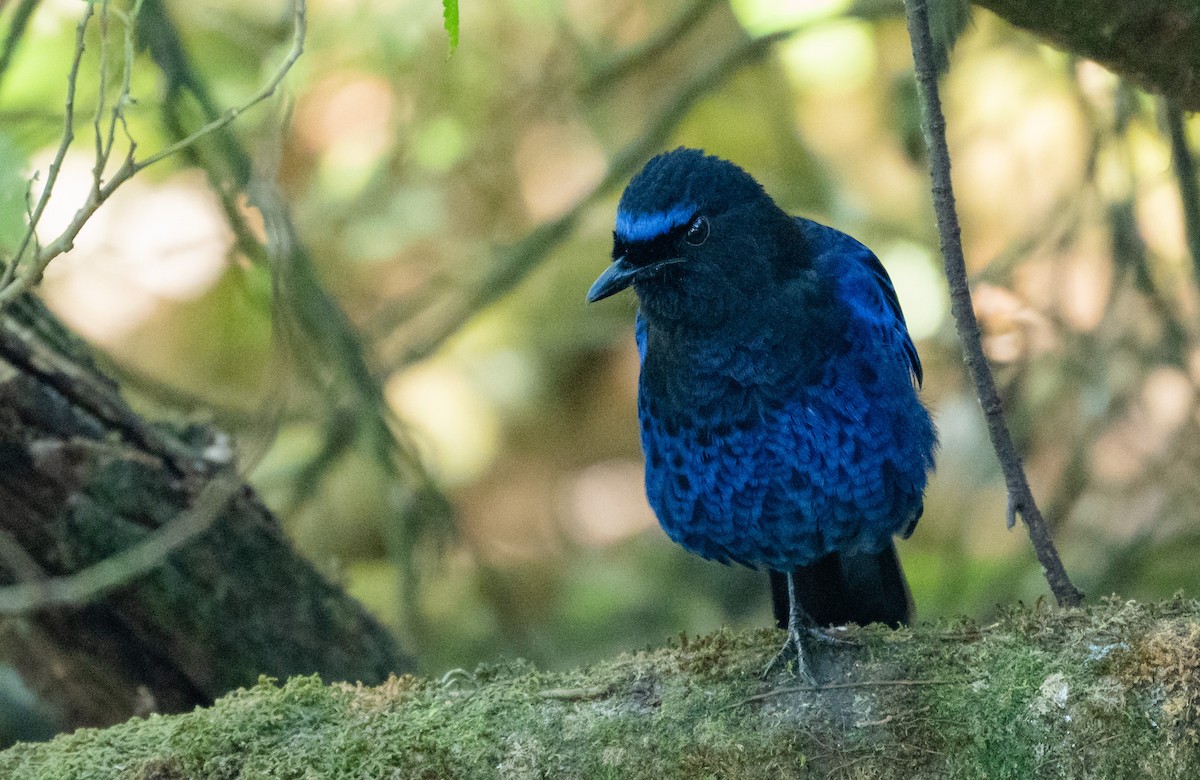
xmin=2 ymin=0 xmax=1199 ymax=677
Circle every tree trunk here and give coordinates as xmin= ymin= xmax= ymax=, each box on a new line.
xmin=0 ymin=295 xmax=408 ymax=736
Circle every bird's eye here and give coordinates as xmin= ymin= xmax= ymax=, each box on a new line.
xmin=684 ymin=215 xmax=709 ymax=246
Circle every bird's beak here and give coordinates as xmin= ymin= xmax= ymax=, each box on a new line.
xmin=587 ymin=256 xmax=641 ymax=302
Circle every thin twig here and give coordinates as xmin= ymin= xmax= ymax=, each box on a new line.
xmin=902 ymin=0 xmax=1083 ymax=607
xmin=92 ymin=0 xmax=111 ymax=182
xmin=94 ymin=0 xmax=140 ymax=183
xmin=1 ymin=0 xmax=94 ymax=292
xmin=133 ymin=0 xmax=305 ymax=171
xmin=1107 ymin=105 xmax=1191 ymax=353
xmin=592 ymin=0 xmax=904 ymax=102
xmin=0 ymin=0 xmax=306 ymax=309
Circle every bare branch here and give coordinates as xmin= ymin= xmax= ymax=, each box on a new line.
xmin=1 ymin=0 xmax=94 ymax=292
xmin=132 ymin=0 xmax=305 ymax=171
xmin=902 ymin=0 xmax=1083 ymax=607
xmin=0 ymin=0 xmax=307 ymax=309
xmin=92 ymin=0 xmax=111 ymax=184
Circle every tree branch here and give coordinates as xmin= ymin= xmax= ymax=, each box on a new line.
xmin=0 ymin=0 xmax=306 ymax=308
xmin=579 ymin=0 xmax=725 ymax=95
xmin=1 ymin=0 xmax=94 ymax=292
xmin=904 ymin=0 xmax=1083 ymax=607
xmin=0 ymin=295 xmax=409 ymax=731
xmin=972 ymin=0 xmax=1200 ymax=110
xmin=3 ymin=599 xmax=1197 ymax=777
xmin=133 ymin=0 xmax=305 ymax=172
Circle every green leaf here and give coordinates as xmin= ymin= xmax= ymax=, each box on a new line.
xmin=442 ymin=0 xmax=458 ymax=55
xmin=0 ymin=134 xmax=29 ymax=258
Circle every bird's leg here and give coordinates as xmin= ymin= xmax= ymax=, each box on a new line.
xmin=762 ymin=571 xmax=816 ymax=682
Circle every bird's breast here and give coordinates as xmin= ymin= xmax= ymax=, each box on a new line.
xmin=637 ymin=324 xmax=821 ymax=413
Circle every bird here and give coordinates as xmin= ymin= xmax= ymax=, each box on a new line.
xmin=587 ymin=148 xmax=937 ymax=678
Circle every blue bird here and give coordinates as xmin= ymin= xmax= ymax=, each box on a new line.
xmin=587 ymin=148 xmax=937 ymax=677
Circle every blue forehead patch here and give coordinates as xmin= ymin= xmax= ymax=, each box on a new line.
xmin=615 ymin=204 xmax=696 ymax=242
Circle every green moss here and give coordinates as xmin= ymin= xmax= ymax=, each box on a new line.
xmin=3 ymin=601 xmax=1200 ymax=778
xmin=909 ymin=598 xmax=1199 ymax=778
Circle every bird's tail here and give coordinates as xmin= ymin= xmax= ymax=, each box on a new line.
xmin=770 ymin=542 xmax=913 ymax=630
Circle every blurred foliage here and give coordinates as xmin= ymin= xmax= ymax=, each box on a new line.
xmin=2 ymin=0 xmax=1200 ymax=688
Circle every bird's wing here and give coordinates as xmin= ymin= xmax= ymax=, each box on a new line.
xmin=855 ymin=249 xmax=924 ymax=388
xmin=799 ymin=218 xmax=924 ymax=388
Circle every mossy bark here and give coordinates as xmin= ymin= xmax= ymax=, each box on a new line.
xmin=1 ymin=599 xmax=1197 ymax=778
xmin=971 ymin=0 xmax=1200 ymax=108
xmin=0 ymin=296 xmax=407 ymax=734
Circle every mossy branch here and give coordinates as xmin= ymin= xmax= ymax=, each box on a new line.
xmin=0 ymin=295 xmax=408 ymax=732
xmin=3 ymin=600 xmax=1198 ymax=778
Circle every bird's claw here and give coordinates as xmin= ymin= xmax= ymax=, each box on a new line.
xmin=761 ymin=627 xmax=815 ymax=683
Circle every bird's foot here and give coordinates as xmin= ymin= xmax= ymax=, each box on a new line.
xmin=761 ymin=625 xmax=815 ymax=683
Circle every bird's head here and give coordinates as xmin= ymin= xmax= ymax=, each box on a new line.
xmin=588 ymin=148 xmax=797 ymax=329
